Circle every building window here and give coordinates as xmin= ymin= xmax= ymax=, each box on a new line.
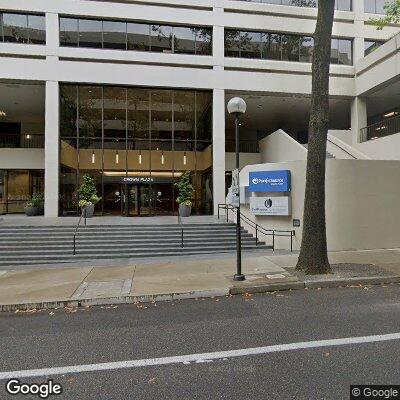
xmin=364 ymin=39 xmax=384 ymax=56
xmin=225 ymin=29 xmax=353 ymax=65
xmin=232 ymin=0 xmax=351 ymax=11
xmin=59 ymin=85 xmax=213 ymax=217
xmin=59 ymin=16 xmax=212 ymax=56
xmin=365 ymin=0 xmax=386 ymax=14
xmin=0 ymin=169 xmax=44 ymax=214
xmin=0 ymin=12 xmax=45 ymax=44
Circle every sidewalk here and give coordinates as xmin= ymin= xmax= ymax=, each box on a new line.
xmin=1 ymin=249 xmax=400 ymax=312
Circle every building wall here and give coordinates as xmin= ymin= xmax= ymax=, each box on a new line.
xmin=1 ymin=0 xmax=399 ymax=215
xmin=240 ymin=159 xmax=400 ymax=252
xmin=260 ymin=129 xmax=308 ymax=163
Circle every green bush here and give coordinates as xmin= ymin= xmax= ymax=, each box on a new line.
xmin=175 ymin=172 xmax=194 ymax=206
xmin=26 ymin=192 xmax=44 ymax=208
xmin=78 ymin=174 xmax=101 ymax=206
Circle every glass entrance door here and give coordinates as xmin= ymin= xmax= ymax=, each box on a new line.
xmin=127 ymin=185 xmax=139 ymax=216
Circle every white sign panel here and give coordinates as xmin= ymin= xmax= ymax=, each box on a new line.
xmin=250 ymin=196 xmax=291 ymax=216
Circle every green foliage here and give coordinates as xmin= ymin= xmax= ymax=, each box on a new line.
xmin=26 ymin=192 xmax=44 ymax=208
xmin=369 ymin=0 xmax=400 ymax=29
xmin=175 ymin=172 xmax=194 ymax=206
xmin=78 ymin=174 xmax=101 ymax=205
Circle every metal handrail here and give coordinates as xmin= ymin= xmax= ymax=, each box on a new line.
xmin=218 ymin=203 xmax=295 ymax=252
xmin=73 ymin=208 xmax=87 ymax=255
xmin=326 ymin=137 xmax=357 ymax=159
xmin=360 ymin=114 xmax=400 ymax=142
xmin=177 ymin=213 xmax=184 ymax=248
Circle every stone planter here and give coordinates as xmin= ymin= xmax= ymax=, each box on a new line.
xmin=25 ymin=206 xmax=43 ymax=216
xmin=179 ymin=204 xmax=192 ymax=217
xmin=82 ymin=203 xmax=95 ymax=218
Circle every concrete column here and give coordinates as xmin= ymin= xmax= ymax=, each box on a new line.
xmin=350 ymin=97 xmax=367 ymax=144
xmin=212 ymin=89 xmax=226 ymax=215
xmin=212 ymin=7 xmax=225 ymax=68
xmin=44 ymin=81 xmax=60 ymax=217
xmin=45 ymin=13 xmax=59 ymax=57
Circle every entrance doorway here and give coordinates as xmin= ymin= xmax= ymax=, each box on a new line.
xmin=125 ymin=185 xmax=152 ymax=217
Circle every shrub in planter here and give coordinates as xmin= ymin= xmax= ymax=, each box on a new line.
xmin=25 ymin=192 xmax=44 ymax=216
xmin=78 ymin=175 xmax=101 ymax=218
xmin=175 ymin=172 xmax=194 ymax=217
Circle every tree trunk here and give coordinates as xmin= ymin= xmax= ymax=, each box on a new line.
xmin=295 ymin=1 xmax=335 ymax=275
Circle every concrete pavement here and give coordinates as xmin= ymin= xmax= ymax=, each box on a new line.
xmin=0 ymin=249 xmax=400 ymax=311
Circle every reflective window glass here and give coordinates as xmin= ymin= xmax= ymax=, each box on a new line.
xmin=335 ymin=0 xmax=351 ymax=11
xmin=174 ymin=91 xmax=195 ymax=143
xmin=364 ymin=0 xmax=375 ymax=12
xmin=365 ymin=40 xmax=383 ymax=56
xmin=127 ymin=88 xmax=150 ymax=143
xmin=60 ymin=86 xmax=78 ymax=138
xmin=127 ymin=23 xmax=150 ymax=51
xmin=299 ymin=36 xmax=314 ymax=62
xmin=150 ymin=25 xmax=173 ymax=53
xmin=151 ymin=90 xmax=173 ymax=151
xmin=78 ymin=19 xmax=102 ymax=48
xmin=27 ymin=15 xmax=45 ymax=44
xmin=78 ymin=86 xmax=103 ymax=138
xmin=240 ymin=31 xmax=262 ymax=59
xmin=103 ymin=20 xmax=126 ymax=50
xmin=261 ymin=32 xmax=281 ymax=60
xmin=194 ymin=28 xmax=212 ymax=55
xmin=338 ymin=39 xmax=352 ymax=65
xmin=330 ymin=38 xmax=339 ymax=64
xmin=376 ymin=0 xmax=386 ymax=14
xmin=225 ymin=30 xmax=241 ymax=57
xmin=173 ymin=27 xmax=196 ymax=55
xmin=3 ymin=13 xmax=28 ymax=43
xmin=104 ymin=87 xmax=127 ymax=139
xmin=60 ymin=17 xmax=78 ymax=47
xmin=281 ymin=34 xmax=300 ymax=62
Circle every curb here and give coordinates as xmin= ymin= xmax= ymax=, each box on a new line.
xmin=304 ymin=275 xmax=400 ymax=289
xmin=0 ymin=289 xmax=230 ymax=313
xmin=230 ymin=281 xmax=304 ymax=295
xmin=1 ymin=276 xmax=399 ymax=313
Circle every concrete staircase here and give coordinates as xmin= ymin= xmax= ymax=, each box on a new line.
xmin=0 ymin=223 xmax=270 ymax=267
xmin=303 ymin=143 xmax=335 ymax=159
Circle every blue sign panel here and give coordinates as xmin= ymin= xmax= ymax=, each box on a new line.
xmin=249 ymin=170 xmax=291 ymax=193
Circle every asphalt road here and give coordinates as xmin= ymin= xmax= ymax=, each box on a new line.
xmin=1 ymin=284 xmax=400 ymax=399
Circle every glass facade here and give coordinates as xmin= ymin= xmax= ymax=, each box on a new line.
xmin=59 ymin=17 xmax=212 ymax=56
xmin=225 ymin=30 xmax=353 ymax=65
xmin=233 ymin=0 xmax=352 ymax=11
xmin=59 ymin=84 xmax=213 ymax=217
xmin=0 ymin=12 xmax=45 ymax=44
xmin=0 ymin=169 xmax=44 ymax=214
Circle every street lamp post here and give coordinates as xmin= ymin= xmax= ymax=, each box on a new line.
xmin=227 ymin=97 xmax=247 ymax=281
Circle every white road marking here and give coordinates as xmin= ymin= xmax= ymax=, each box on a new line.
xmin=1 ymin=332 xmax=399 ymax=380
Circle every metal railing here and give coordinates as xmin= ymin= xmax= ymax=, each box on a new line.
xmin=0 ymin=133 xmax=44 ymax=149
xmin=73 ymin=208 xmax=87 ymax=255
xmin=177 ymin=213 xmax=184 ymax=248
xmin=218 ymin=204 xmax=295 ymax=252
xmin=360 ymin=114 xmax=400 ymax=142
xmin=326 ymin=137 xmax=357 ymax=159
